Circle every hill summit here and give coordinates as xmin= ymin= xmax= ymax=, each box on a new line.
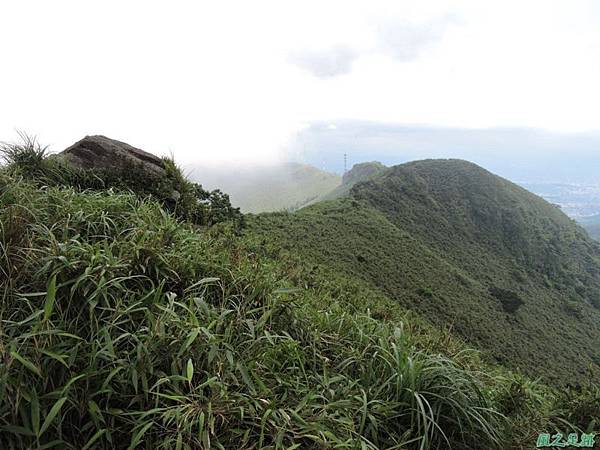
xmin=253 ymin=158 xmax=600 ymax=384
xmin=317 ymin=161 xmax=387 ymax=202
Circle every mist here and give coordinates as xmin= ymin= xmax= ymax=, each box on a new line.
xmin=287 ymin=121 xmax=600 ymax=184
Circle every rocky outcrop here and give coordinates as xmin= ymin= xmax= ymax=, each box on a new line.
xmin=59 ymin=135 xmax=165 ymax=176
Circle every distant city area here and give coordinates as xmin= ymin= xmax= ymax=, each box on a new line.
xmin=519 ymin=182 xmax=600 ymax=219
xmin=518 ymin=182 xmax=600 ymax=240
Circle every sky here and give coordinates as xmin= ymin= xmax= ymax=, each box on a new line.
xmin=293 ymin=121 xmax=600 ymax=182
xmin=2 ymin=0 xmax=600 ymax=167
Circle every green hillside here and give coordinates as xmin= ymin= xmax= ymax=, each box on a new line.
xmin=251 ymin=159 xmax=600 ymax=386
xmin=188 ymin=162 xmax=341 ymax=213
xmin=2 ymin=141 xmax=600 ymax=449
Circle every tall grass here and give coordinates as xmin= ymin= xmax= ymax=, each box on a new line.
xmin=0 ymin=171 xmax=508 ymax=449
xmin=0 ymin=134 xmax=243 ymax=228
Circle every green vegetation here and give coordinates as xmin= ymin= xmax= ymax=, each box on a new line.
xmin=2 ymin=143 xmax=599 ymax=448
xmin=1 ymin=134 xmax=243 ymax=227
xmin=251 ymin=159 xmax=600 ymax=386
xmin=2 ymin=169 xmax=510 ymax=449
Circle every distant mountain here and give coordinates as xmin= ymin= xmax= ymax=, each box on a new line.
xmin=317 ymin=161 xmax=387 ymax=202
xmin=292 ymin=120 xmax=600 ymax=183
xmin=187 ymin=162 xmax=340 ymax=213
xmin=251 ymin=159 xmax=600 ymax=385
xmin=579 ymin=214 xmax=600 ymax=240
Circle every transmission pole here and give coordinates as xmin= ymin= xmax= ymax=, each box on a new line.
xmin=343 ymin=153 xmax=347 ymax=174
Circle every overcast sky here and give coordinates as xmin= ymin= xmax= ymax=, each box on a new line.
xmin=2 ymin=0 xmax=600 ymax=165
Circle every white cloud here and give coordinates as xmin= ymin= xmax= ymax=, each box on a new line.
xmin=1 ymin=0 xmax=600 ymax=166
xmin=288 ymin=45 xmax=359 ymax=78
xmin=287 ymin=12 xmax=460 ymax=78
xmin=375 ymin=14 xmax=460 ymax=61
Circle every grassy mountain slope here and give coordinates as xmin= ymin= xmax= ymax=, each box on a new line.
xmin=251 ymin=159 xmax=600 ymax=385
xmin=188 ymin=162 xmax=340 ymax=213
xmin=3 ymin=142 xmax=600 ymax=449
xmin=0 ymin=143 xmax=523 ymax=449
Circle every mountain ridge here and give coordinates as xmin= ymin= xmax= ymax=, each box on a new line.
xmin=315 ymin=161 xmax=387 ymax=203
xmin=251 ymin=158 xmax=600 ymax=385
xmin=4 ymin=137 xmax=600 ymax=447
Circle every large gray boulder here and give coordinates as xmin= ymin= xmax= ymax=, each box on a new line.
xmin=59 ymin=135 xmax=165 ymax=176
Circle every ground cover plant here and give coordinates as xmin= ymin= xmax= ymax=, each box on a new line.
xmin=1 ymin=141 xmax=599 ymax=449
xmin=0 ymin=134 xmax=243 ymax=228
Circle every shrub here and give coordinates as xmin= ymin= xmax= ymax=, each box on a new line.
xmin=417 ymin=286 xmax=434 ymax=298
xmin=0 ymin=174 xmax=506 ymax=449
xmin=559 ymin=385 xmax=600 ymax=431
xmin=489 ymin=286 xmax=524 ymax=313
xmin=0 ymin=134 xmax=243 ymax=228
xmin=563 ymin=299 xmax=585 ymax=319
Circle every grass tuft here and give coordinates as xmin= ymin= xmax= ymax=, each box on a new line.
xmin=0 ymin=172 xmax=510 ymax=449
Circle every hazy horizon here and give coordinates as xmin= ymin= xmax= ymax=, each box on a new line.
xmin=4 ymin=0 xmax=600 ymax=216
xmin=4 ymin=0 xmax=600 ymax=170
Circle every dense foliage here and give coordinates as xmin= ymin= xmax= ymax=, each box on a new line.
xmin=0 ymin=135 xmax=243 ymax=228
xmin=0 ymin=171 xmax=514 ymax=449
xmin=251 ymin=159 xmax=600 ymax=386
xmin=1 ymin=150 xmax=599 ymax=448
